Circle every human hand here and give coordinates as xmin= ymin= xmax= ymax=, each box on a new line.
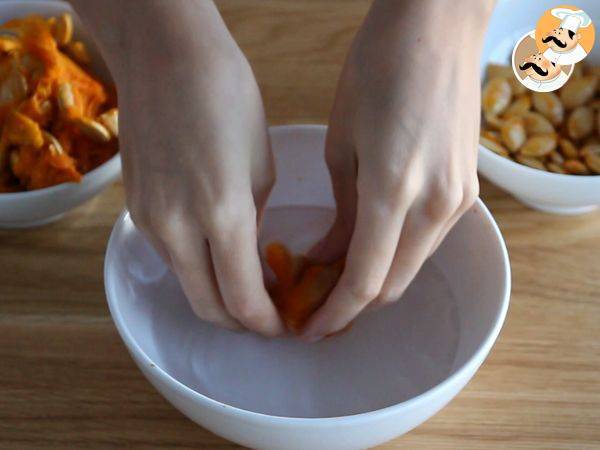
xmin=74 ymin=2 xmax=284 ymax=336
xmin=302 ymin=1 xmax=493 ymax=341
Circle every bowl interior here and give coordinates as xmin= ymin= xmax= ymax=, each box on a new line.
xmin=106 ymin=125 xmax=509 ymax=419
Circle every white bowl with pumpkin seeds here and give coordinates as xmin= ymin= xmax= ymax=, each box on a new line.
xmin=478 ymin=0 xmax=600 ymax=215
xmin=0 ymin=1 xmax=120 ymax=228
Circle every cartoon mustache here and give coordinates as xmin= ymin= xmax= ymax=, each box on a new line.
xmin=519 ymin=62 xmax=549 ymax=76
xmin=542 ymin=35 xmax=567 ymax=48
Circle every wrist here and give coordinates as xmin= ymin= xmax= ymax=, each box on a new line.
xmin=70 ymin=0 xmax=241 ymax=82
xmin=363 ymin=0 xmax=495 ymax=58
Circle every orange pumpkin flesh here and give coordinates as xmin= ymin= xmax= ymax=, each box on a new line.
xmin=266 ymin=242 xmax=344 ymax=334
xmin=0 ymin=14 xmax=117 ymax=192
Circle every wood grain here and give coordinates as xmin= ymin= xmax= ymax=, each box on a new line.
xmin=1 ymin=1 xmax=599 ymax=449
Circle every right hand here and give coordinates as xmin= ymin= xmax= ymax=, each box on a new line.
xmin=109 ymin=8 xmax=284 ymax=336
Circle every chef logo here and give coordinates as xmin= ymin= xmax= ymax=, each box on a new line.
xmin=536 ymin=6 xmax=595 ymax=65
xmin=511 ymin=5 xmax=594 ymax=93
xmin=512 ymin=31 xmax=573 ymax=93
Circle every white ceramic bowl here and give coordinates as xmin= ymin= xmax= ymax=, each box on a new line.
xmin=0 ymin=1 xmax=121 ymax=228
xmin=105 ymin=125 xmax=510 ymax=450
xmin=479 ymin=0 xmax=600 ymax=215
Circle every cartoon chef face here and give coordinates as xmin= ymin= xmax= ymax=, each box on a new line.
xmin=519 ymin=53 xmax=562 ymax=81
xmin=542 ymin=27 xmax=581 ymax=52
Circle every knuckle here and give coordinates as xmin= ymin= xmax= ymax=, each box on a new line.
xmin=360 ymin=177 xmax=412 ymax=214
xmin=228 ymin=299 xmax=264 ymax=328
xmin=205 ymin=201 xmax=257 ymax=238
xmin=378 ymin=292 xmax=401 ymax=306
xmin=424 ymin=178 xmax=463 ymax=221
xmin=462 ymin=179 xmax=480 ymax=209
xmin=342 ymin=278 xmax=381 ymax=305
xmin=128 ymin=205 xmax=149 ymax=229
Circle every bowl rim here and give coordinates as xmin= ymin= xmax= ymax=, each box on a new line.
xmin=104 ymin=124 xmax=512 ymax=424
xmin=479 ymin=144 xmax=600 ymax=181
xmin=0 ymin=0 xmax=120 ymax=199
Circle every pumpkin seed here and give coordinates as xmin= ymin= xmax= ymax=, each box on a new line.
xmin=75 ymin=117 xmax=111 ymax=143
xmin=98 ymin=108 xmax=118 ymax=138
xmin=546 ymin=162 xmax=566 ymax=174
xmin=42 ymin=131 xmax=64 ymax=155
xmin=563 ymin=159 xmax=590 ymax=175
xmin=581 ymin=144 xmax=600 ymax=173
xmin=502 ymin=95 xmax=532 ymax=118
xmin=0 ymin=67 xmax=27 ymax=106
xmin=516 ymin=155 xmax=546 ymax=171
xmin=5 ymin=111 xmax=44 ymax=148
xmin=65 ymin=40 xmax=90 ymax=65
xmin=52 ymin=13 xmax=73 ymax=46
xmin=548 ymin=150 xmax=564 ymax=165
xmin=520 ymin=134 xmax=557 ymax=157
xmin=522 ymin=111 xmax=555 ymax=135
xmin=484 ymin=113 xmax=504 ymax=130
xmin=501 ymin=116 xmax=526 ymax=152
xmin=560 ymin=76 xmax=597 ymax=110
xmin=480 ymin=135 xmax=509 ymax=157
xmin=486 ymin=64 xmax=526 ymax=95
xmin=558 ymin=138 xmax=579 ymax=159
xmin=483 ymin=77 xmax=512 ymax=117
xmin=0 ymin=36 xmax=18 ymax=53
xmin=57 ymin=82 xmax=75 ymax=112
xmin=532 ymin=92 xmax=564 ymax=126
xmin=481 ymin=129 xmax=501 ymax=145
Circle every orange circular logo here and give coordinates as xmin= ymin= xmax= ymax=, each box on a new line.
xmin=535 ymin=5 xmax=595 ymax=65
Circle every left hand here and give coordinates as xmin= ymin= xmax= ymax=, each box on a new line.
xmin=302 ymin=0 xmax=492 ymax=341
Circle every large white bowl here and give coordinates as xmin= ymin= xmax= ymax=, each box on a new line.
xmin=0 ymin=1 xmax=121 ymax=228
xmin=105 ymin=125 xmax=511 ymax=450
xmin=479 ymin=0 xmax=600 ymax=215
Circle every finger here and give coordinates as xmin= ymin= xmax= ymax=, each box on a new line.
xmin=167 ymin=234 xmax=242 ymax=331
xmin=142 ymin=231 xmax=173 ymax=268
xmin=129 ymin=215 xmax=173 ymax=268
xmin=308 ymin=215 xmax=352 ymax=263
xmin=374 ymin=192 xmax=464 ymax=307
xmin=428 ymin=208 xmax=464 ymax=258
xmin=308 ymin=135 xmax=357 ymax=263
xmin=302 ymin=193 xmax=408 ymax=341
xmin=209 ymin=207 xmax=285 ymax=337
xmin=252 ymin=144 xmax=276 ymax=228
xmin=429 ymin=180 xmax=478 ymax=256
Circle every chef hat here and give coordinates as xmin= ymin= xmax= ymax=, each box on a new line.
xmin=551 ymin=8 xmax=592 ymax=33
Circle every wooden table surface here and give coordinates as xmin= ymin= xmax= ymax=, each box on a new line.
xmin=1 ymin=1 xmax=599 ymax=449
